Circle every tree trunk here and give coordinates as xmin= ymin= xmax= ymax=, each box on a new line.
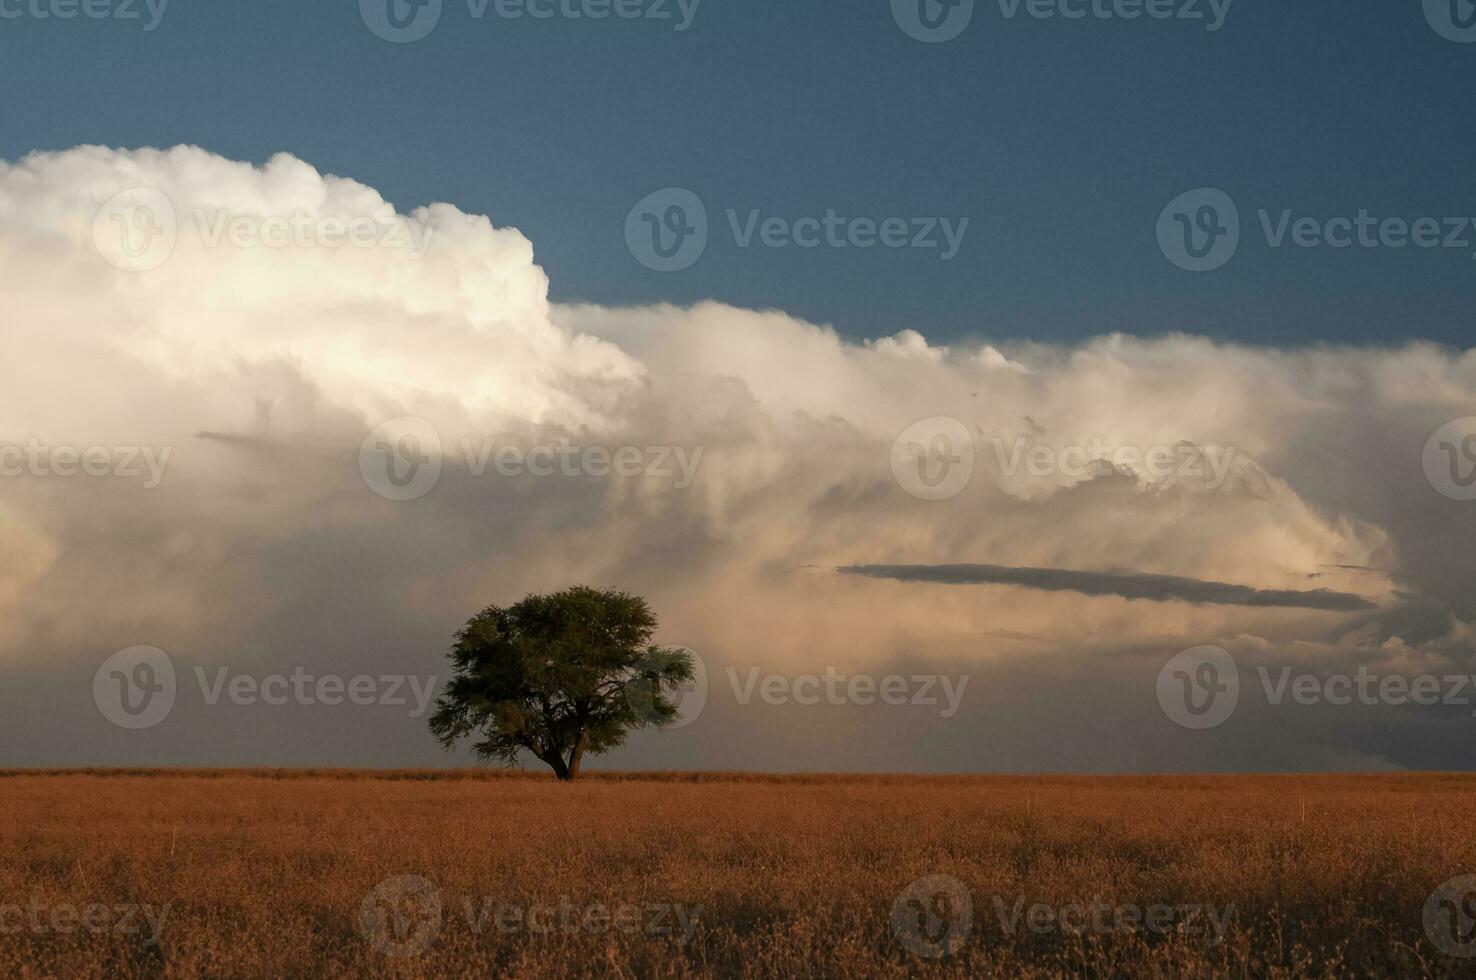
xmin=566 ymin=731 xmax=589 ymax=782
xmin=537 ymin=749 xmax=571 ymax=781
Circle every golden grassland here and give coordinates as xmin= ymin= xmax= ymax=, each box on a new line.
xmin=2 ymin=770 xmax=1476 ymax=978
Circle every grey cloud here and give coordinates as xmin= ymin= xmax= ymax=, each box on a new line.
xmin=840 ymin=563 xmax=1379 ymax=612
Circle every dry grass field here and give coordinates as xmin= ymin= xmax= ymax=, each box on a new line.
xmin=3 ymin=770 xmax=1476 ymax=978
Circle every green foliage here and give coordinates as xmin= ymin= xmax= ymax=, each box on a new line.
xmin=428 ymin=586 xmax=695 ymax=780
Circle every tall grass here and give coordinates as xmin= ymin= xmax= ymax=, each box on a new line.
xmin=1 ymin=772 xmax=1473 ymax=977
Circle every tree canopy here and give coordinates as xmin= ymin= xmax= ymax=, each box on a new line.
xmin=428 ymin=586 xmax=695 ymax=780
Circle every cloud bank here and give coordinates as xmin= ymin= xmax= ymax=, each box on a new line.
xmin=1 ymin=144 xmax=1473 ymax=772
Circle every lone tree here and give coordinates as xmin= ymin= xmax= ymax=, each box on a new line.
xmin=429 ymin=586 xmax=695 ymax=781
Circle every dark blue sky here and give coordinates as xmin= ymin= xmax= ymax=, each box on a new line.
xmin=1 ymin=0 xmax=1471 ymax=346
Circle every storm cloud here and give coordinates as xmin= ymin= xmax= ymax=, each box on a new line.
xmin=0 ymin=145 xmax=1473 ymax=773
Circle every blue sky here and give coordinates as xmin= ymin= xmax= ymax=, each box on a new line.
xmin=2 ymin=0 xmax=1471 ymax=347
